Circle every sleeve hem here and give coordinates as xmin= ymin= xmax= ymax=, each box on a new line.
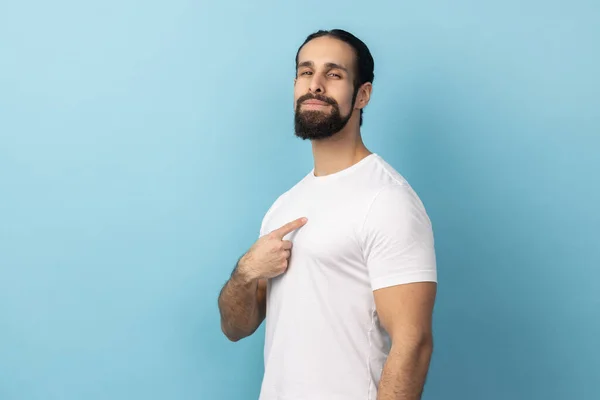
xmin=371 ymin=270 xmax=437 ymax=291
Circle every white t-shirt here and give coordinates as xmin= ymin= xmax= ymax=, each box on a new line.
xmin=257 ymin=153 xmax=437 ymax=400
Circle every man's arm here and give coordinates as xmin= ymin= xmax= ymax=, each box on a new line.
xmin=374 ymin=281 xmax=437 ymax=400
xmin=217 ymin=216 xmax=308 ymax=342
xmin=218 ymin=255 xmax=267 ymax=342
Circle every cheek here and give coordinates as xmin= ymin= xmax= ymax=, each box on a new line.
xmin=294 ymin=80 xmax=309 ymax=93
xmin=293 ymin=86 xmax=305 ymax=107
xmin=336 ymin=91 xmax=355 ymax=113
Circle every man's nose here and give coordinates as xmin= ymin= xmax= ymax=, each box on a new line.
xmin=309 ymin=75 xmax=325 ymax=94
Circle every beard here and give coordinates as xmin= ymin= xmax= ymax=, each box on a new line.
xmin=294 ymin=93 xmax=353 ymax=141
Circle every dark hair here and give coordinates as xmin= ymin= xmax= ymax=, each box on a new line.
xmin=295 ymin=29 xmax=375 ymax=126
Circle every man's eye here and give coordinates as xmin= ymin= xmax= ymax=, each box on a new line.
xmin=300 ymin=71 xmax=312 ymax=76
xmin=329 ymin=73 xmax=341 ymax=78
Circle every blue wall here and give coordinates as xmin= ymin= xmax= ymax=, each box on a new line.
xmin=1 ymin=1 xmax=598 ymax=399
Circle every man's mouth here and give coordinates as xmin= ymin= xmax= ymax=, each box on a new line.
xmin=303 ymin=99 xmax=330 ymax=106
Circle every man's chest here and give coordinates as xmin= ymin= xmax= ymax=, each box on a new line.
xmin=263 ymin=190 xmax=376 ymax=324
xmin=264 ymin=193 xmax=367 ymax=266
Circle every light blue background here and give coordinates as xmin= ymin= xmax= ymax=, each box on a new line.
xmin=1 ymin=1 xmax=599 ymax=399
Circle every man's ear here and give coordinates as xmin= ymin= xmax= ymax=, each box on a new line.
xmin=355 ymin=82 xmax=373 ymax=110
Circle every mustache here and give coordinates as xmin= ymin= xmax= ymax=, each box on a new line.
xmin=297 ymin=93 xmax=337 ymax=106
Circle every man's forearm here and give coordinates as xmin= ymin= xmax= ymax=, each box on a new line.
xmin=218 ymin=260 xmax=263 ymax=341
xmin=377 ymin=337 xmax=433 ymax=400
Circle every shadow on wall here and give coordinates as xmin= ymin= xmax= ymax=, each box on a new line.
xmin=380 ymin=68 xmax=597 ymax=399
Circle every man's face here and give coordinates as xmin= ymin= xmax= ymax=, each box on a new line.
xmin=294 ymin=36 xmax=358 ymax=140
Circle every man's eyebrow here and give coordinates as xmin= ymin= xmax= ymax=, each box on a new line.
xmin=325 ymin=62 xmax=349 ymax=73
xmin=297 ymin=61 xmax=349 ymax=73
xmin=297 ymin=61 xmax=314 ymax=69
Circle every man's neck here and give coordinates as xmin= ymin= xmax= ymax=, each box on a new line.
xmin=310 ymin=126 xmax=372 ymax=177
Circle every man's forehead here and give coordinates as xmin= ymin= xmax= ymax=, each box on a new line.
xmin=297 ymin=37 xmax=355 ymax=70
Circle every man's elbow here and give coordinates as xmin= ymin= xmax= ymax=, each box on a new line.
xmin=220 ymin=320 xmax=253 ymax=342
xmin=391 ymin=330 xmax=434 ymax=356
xmin=221 ymin=321 xmax=241 ymax=342
xmin=420 ymin=334 xmax=434 ymax=360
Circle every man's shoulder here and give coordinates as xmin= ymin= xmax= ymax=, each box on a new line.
xmin=346 ymin=154 xmax=412 ymax=200
xmin=366 ymin=154 xmax=410 ymax=185
xmin=265 ymin=173 xmax=311 ymax=208
xmin=257 ymin=174 xmax=310 ymax=236
xmin=358 ymin=155 xmax=430 ymax=221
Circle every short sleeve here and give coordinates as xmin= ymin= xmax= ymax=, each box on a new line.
xmin=259 ymin=207 xmax=274 ymax=238
xmin=259 ymin=218 xmax=268 ymax=238
xmin=258 ymin=192 xmax=288 ymax=238
xmin=259 ymin=207 xmax=271 ymax=238
xmin=361 ymin=184 xmax=437 ymax=291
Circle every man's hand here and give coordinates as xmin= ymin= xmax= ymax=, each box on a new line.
xmin=237 ymin=217 xmax=308 ymax=282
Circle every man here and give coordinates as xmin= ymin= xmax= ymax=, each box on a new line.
xmin=218 ymin=29 xmax=437 ymax=400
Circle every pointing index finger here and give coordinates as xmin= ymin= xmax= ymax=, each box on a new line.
xmin=273 ymin=217 xmax=308 ymax=238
